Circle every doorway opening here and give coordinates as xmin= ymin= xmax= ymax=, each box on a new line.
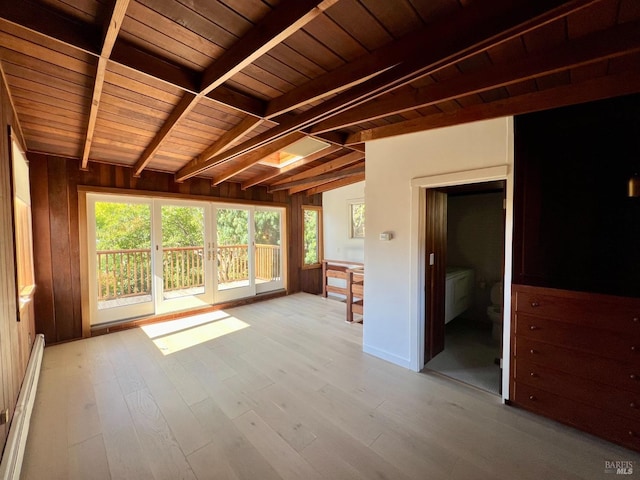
xmin=423 ymin=180 xmax=505 ymax=395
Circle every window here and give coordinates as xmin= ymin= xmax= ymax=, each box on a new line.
xmin=302 ymin=206 xmax=322 ymax=267
xmin=11 ymin=134 xmax=36 ymax=313
xmin=349 ymin=201 xmax=365 ymax=238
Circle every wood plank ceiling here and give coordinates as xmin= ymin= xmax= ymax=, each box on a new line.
xmin=1 ymin=0 xmax=639 ymax=195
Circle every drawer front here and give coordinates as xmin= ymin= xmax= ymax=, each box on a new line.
xmin=513 ymin=337 xmax=640 ymax=393
xmin=514 ymin=312 xmax=639 ymax=363
xmin=514 ymin=358 xmax=640 ymax=421
xmin=513 ymin=289 xmax=640 ymax=335
xmin=512 ymin=383 xmax=640 ymax=452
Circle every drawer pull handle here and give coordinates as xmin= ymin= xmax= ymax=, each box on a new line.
xmin=529 ymin=325 xmax=538 ymax=331
xmin=631 ymin=402 xmax=637 ymax=409
xmin=530 ymin=372 xmax=537 ymax=377
xmin=634 ymin=317 xmax=639 ymax=323
xmin=632 ymin=346 xmax=637 ymax=352
xmin=529 ymin=395 xmax=536 ymax=401
xmin=530 ymin=301 xmax=540 ymax=307
xmin=631 ymin=374 xmax=638 ymax=380
xmin=530 ymin=349 xmax=536 ymax=354
xmin=629 ymin=431 xmax=636 ymax=437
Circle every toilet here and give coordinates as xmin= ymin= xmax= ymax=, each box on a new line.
xmin=487 ymin=281 xmax=503 ymax=342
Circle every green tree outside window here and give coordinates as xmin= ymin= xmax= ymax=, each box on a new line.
xmin=303 ymin=207 xmax=322 ymax=266
xmin=350 ymin=202 xmax=365 ymax=238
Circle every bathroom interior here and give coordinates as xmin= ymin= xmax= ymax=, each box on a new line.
xmin=425 ymin=181 xmax=506 ymax=395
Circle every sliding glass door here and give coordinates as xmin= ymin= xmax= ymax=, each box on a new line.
xmin=214 ymin=206 xmax=254 ymax=302
xmin=88 ymin=195 xmax=155 ymax=325
xmin=255 ymin=208 xmax=284 ymax=293
xmin=213 ymin=206 xmax=285 ymax=300
xmin=87 ymin=194 xmax=286 ymax=325
xmin=155 ymin=201 xmax=213 ymax=313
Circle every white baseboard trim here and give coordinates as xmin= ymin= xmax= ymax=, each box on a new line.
xmin=0 ymin=333 xmax=45 ymax=480
xmin=363 ymin=343 xmax=412 ymax=369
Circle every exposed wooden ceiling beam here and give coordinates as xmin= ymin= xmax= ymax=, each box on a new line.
xmin=199 ymin=116 xmax=263 ymax=164
xmin=101 ymin=0 xmax=129 ymax=59
xmin=133 ymin=93 xmax=197 ymax=176
xmin=81 ymin=57 xmax=107 ymax=170
xmin=270 ymin=163 xmax=365 ymax=193
xmin=310 ymin=20 xmax=640 ymax=134
xmin=345 ymin=71 xmax=640 ymax=145
xmin=303 ymin=173 xmax=366 ymax=196
xmin=0 ymin=0 xmax=100 ymax=55
xmin=109 ymin=40 xmax=198 ymax=94
xmin=265 ymin=63 xmax=394 ymax=120
xmin=179 ymin=107 xmax=348 ymax=186
xmin=81 ymin=0 xmax=130 ymax=170
xmin=211 ymin=132 xmax=307 ymax=186
xmin=176 ymin=116 xmax=263 ymax=183
xmin=0 ymin=3 xmax=267 ymax=116
xmin=134 ymin=0 xmax=336 ymax=176
xmin=263 ymin=5 xmax=494 ymax=120
xmin=200 ymin=0 xmax=339 ymax=96
xmin=271 ymin=150 xmax=364 ymax=186
xmin=241 ymin=144 xmax=341 ymax=190
xmin=205 ymin=86 xmax=266 ymax=118
xmin=287 ymin=172 xmax=357 ymax=195
xmin=175 ymin=0 xmax=598 ymax=183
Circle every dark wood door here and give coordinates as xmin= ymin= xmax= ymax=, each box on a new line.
xmin=425 ymin=189 xmax=447 ymax=362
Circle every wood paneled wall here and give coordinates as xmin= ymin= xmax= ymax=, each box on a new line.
xmin=28 ymin=154 xmax=323 ymax=344
xmin=0 ymin=72 xmax=36 ymax=449
xmin=513 ymin=93 xmax=640 ymax=298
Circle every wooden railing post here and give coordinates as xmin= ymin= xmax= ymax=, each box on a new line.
xmin=322 ymin=260 xmax=328 ymax=297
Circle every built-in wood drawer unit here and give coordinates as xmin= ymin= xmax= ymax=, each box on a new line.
xmin=514 ymin=314 xmax=637 ymax=364
xmin=514 ymin=337 xmax=640 ymax=394
xmin=510 ymin=285 xmax=640 ymax=452
xmin=513 ymin=383 xmax=640 ymax=452
xmin=515 ymin=359 xmax=640 ymax=421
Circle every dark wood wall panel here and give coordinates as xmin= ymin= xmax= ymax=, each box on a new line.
xmin=28 ymin=154 xmax=322 ymax=344
xmin=29 ymin=155 xmax=56 ymax=343
xmin=287 ymin=191 xmax=323 ymax=294
xmin=48 ymin=158 xmax=77 ymax=341
xmin=513 ymin=93 xmax=640 ymax=298
xmin=300 ymin=268 xmax=323 ymax=295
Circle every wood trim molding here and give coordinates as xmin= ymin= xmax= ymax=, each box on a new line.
xmin=311 ymin=20 xmax=640 ymax=134
xmin=76 ymin=185 xmax=289 ymax=209
xmin=411 ymin=165 xmax=509 ymax=189
xmin=0 ymin=333 xmax=44 ymax=480
xmin=78 ymin=190 xmax=91 ymax=338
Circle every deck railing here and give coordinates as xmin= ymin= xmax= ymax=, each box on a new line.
xmin=97 ymin=244 xmax=280 ymax=300
xmin=163 ymin=246 xmax=205 ymax=292
xmin=97 ymin=248 xmax=152 ymax=300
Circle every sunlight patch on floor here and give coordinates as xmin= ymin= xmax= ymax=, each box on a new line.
xmin=141 ymin=310 xmax=250 ymax=355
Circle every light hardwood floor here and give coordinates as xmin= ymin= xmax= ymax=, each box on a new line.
xmin=21 ymin=293 xmax=640 ymax=479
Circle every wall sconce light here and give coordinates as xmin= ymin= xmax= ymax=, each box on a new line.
xmin=629 ymin=172 xmax=640 ymax=198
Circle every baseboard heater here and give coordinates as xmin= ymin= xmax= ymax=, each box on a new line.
xmin=0 ymin=334 xmax=45 ymax=480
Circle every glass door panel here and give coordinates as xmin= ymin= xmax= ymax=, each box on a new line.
xmin=156 ymin=202 xmax=212 ymax=312
xmin=254 ymin=208 xmax=284 ymax=293
xmin=88 ymin=195 xmax=154 ymax=325
xmin=87 ymin=196 xmax=287 ymax=324
xmin=214 ymin=206 xmax=254 ymax=301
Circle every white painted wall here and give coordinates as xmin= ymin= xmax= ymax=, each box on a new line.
xmin=363 ymin=117 xmax=514 ymax=399
xmin=323 ymin=181 xmax=365 ymax=263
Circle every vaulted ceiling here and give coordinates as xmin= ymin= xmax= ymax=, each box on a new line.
xmin=1 ymin=0 xmax=639 ymax=195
